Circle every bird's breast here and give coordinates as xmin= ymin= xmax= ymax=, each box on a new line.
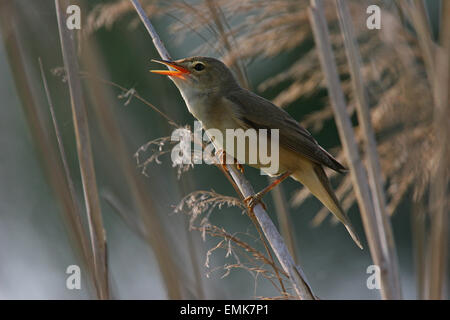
xmin=180 ymin=91 xmax=287 ymax=175
xmin=181 ymin=91 xmax=237 ymax=131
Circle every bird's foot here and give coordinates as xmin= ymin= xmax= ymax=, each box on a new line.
xmin=244 ymin=192 xmax=267 ymax=211
xmin=243 ymin=172 xmax=292 ymax=212
xmin=215 ymin=149 xmax=228 ymax=172
xmin=215 ymin=149 xmax=244 ymax=173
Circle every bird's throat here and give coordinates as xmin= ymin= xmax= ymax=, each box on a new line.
xmin=178 ymin=87 xmax=219 ymax=123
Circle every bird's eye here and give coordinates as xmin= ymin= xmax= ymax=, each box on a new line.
xmin=193 ymin=63 xmax=205 ymax=71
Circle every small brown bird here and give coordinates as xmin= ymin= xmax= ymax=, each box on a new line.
xmin=151 ymin=56 xmax=362 ymax=249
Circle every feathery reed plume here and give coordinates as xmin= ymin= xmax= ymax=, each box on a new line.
xmin=400 ymin=0 xmax=449 ymax=299
xmin=411 ymin=200 xmax=426 ymax=299
xmin=270 ymin=179 xmax=299 ymax=264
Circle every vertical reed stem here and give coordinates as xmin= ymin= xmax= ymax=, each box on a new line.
xmin=271 ymin=182 xmax=299 ymax=263
xmin=335 ymin=0 xmax=401 ymax=298
xmin=427 ymin=0 xmax=450 ymax=299
xmin=308 ymin=0 xmax=401 ymax=299
xmin=55 ymin=0 xmax=108 ymax=299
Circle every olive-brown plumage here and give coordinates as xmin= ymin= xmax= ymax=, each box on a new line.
xmin=151 ymin=56 xmax=363 ymax=249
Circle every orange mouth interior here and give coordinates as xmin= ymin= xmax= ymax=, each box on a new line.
xmin=150 ymin=59 xmax=190 ymax=79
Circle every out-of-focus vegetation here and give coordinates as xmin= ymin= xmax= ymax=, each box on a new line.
xmin=0 ymin=0 xmax=448 ymax=299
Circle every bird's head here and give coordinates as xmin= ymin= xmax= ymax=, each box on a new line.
xmin=150 ymin=56 xmax=239 ymax=95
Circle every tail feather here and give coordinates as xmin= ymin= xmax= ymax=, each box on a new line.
xmin=318 ymin=145 xmax=348 ymax=173
xmin=292 ymin=163 xmax=363 ymax=249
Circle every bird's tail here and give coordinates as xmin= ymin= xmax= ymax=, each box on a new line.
xmin=292 ymin=164 xmax=363 ymax=249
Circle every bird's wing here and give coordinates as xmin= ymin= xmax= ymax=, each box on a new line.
xmin=225 ymin=88 xmax=347 ymax=173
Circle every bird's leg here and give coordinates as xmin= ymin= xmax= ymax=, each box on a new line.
xmin=244 ymin=171 xmax=292 ymax=210
xmin=215 ymin=149 xmax=228 ymax=172
xmin=215 ymin=149 xmax=244 ymax=173
xmin=236 ymin=162 xmax=244 ymax=173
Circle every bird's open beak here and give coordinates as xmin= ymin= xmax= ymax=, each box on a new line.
xmin=150 ymin=59 xmax=190 ymax=79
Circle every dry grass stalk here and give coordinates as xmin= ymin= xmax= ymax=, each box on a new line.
xmin=204 ymin=0 xmax=249 ymax=88
xmin=270 ymin=180 xmax=299 ymax=264
xmin=38 ymin=57 xmax=96 ymax=282
xmin=130 ymin=0 xmax=314 ymax=300
xmin=308 ymin=0 xmax=401 ymax=299
xmin=78 ymin=38 xmax=185 ymax=299
xmin=176 ymin=190 xmax=293 ymax=295
xmin=400 ymin=0 xmax=449 ymax=299
xmin=426 ymin=0 xmax=450 ymax=300
xmin=411 ymin=200 xmax=426 ymax=299
xmin=199 ymin=225 xmax=289 ymax=284
xmin=335 ymin=0 xmax=401 ymax=298
xmin=55 ymin=0 xmax=108 ymax=299
xmin=0 ymin=0 xmax=101 ymax=297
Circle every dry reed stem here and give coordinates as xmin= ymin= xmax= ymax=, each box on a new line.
xmin=79 ymin=39 xmax=184 ymax=299
xmin=226 ymin=165 xmax=314 ymax=299
xmin=401 ymin=0 xmax=449 ymax=300
xmin=335 ymin=0 xmax=401 ymax=298
xmin=38 ymin=57 xmax=96 ymax=281
xmin=411 ymin=200 xmax=426 ymax=299
xmin=0 ymin=1 xmax=101 ymax=297
xmin=308 ymin=0 xmax=401 ymax=299
xmin=55 ymin=0 xmax=108 ymax=299
xmin=405 ymin=0 xmax=436 ymax=84
xmin=426 ymin=0 xmax=450 ymax=299
xmin=270 ymin=180 xmax=299 ymax=264
xmin=130 ymin=0 xmax=314 ymax=300
xmin=204 ymin=0 xmax=249 ymax=89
